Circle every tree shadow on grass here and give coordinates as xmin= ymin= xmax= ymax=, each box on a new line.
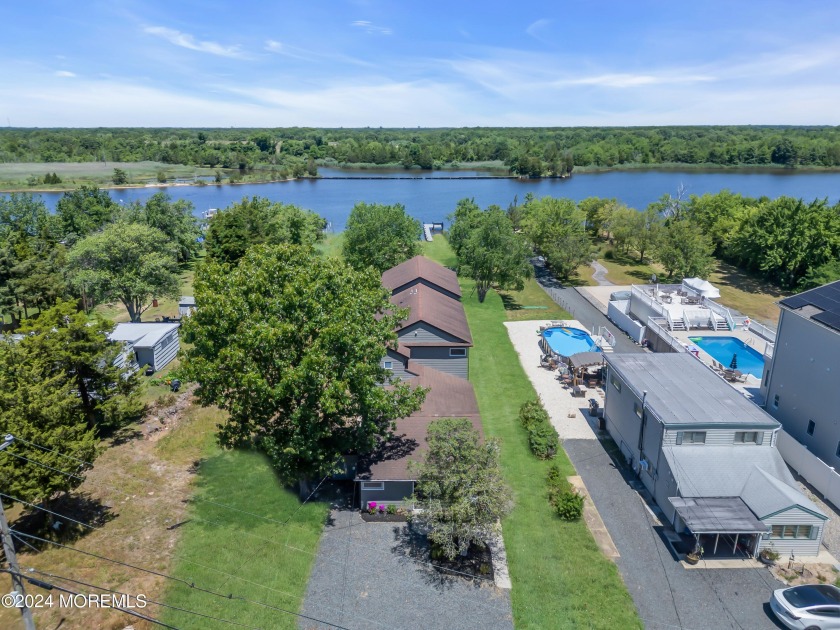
xmin=499 ymin=294 xmax=522 ymax=311
xmin=12 ymin=492 xmax=117 ymax=550
xmin=712 ymin=261 xmax=786 ymax=297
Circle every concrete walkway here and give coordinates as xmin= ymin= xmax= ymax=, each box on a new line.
xmin=590 ymin=260 xmax=614 ymax=286
xmin=504 ymin=320 xmax=600 ymax=440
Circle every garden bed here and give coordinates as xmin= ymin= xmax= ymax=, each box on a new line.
xmin=360 ymin=511 xmax=408 ymax=523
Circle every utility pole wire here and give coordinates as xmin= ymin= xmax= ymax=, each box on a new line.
xmin=0 ymin=435 xmax=36 ymax=630
xmin=10 ymin=531 xmax=352 ymax=630
xmin=0 ymin=568 xmax=178 ymax=630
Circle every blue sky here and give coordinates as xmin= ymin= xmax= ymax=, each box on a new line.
xmin=3 ymin=0 xmax=840 ymax=127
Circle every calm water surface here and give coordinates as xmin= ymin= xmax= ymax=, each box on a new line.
xmin=28 ymin=168 xmax=840 ymax=230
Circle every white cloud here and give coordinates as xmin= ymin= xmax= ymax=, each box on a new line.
xmin=143 ymin=26 xmax=246 ymax=58
xmin=564 ymin=73 xmax=715 ymax=88
xmin=351 ymin=20 xmax=392 ymax=35
xmin=525 ymin=19 xmax=550 ymax=40
xmin=54 ymin=70 xmax=76 ymax=78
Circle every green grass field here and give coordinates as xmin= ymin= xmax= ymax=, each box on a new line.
xmin=423 ymin=236 xmax=641 ymax=629
xmin=160 ymin=441 xmax=329 ymax=629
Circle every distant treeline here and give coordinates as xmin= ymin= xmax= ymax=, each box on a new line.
xmin=3 ymin=126 xmax=840 ymax=175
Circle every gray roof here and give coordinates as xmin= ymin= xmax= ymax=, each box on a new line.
xmin=779 ymin=279 xmax=840 ymax=333
xmin=670 ymin=497 xmax=768 ymax=534
xmin=663 ymin=446 xmax=825 ymax=521
xmin=108 ymin=322 xmax=180 ymax=348
xmin=740 ymin=467 xmax=827 ymax=520
xmin=605 ymin=353 xmax=779 ymax=428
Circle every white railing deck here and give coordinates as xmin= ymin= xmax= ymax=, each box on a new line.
xmin=647 ymin=317 xmax=686 ymax=352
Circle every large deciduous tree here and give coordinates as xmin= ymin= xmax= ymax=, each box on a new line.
xmin=410 ymin=418 xmax=512 ymax=561
xmin=342 ymin=202 xmax=421 ymax=273
xmin=522 ymin=196 xmax=592 ymax=280
xmin=122 ymin=192 xmax=201 ymax=263
xmin=180 ymin=244 xmax=426 ymax=490
xmin=56 ymin=185 xmax=119 ymax=244
xmin=447 ymin=198 xmax=482 ymax=257
xmin=456 ymin=205 xmax=532 ymax=302
xmin=67 ymin=222 xmax=180 ymax=321
xmin=204 ymin=196 xmax=326 ymax=264
xmin=654 ymin=219 xmax=715 ymax=280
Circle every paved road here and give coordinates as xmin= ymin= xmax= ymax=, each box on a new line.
xmin=533 ymin=261 xmax=642 ymax=354
xmin=300 ymin=506 xmax=513 ymax=630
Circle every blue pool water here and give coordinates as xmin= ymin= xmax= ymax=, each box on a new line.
xmin=542 ymin=327 xmax=600 ymax=357
xmin=688 ymin=336 xmax=765 ymax=378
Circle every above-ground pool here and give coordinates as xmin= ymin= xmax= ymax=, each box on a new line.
xmin=542 ymin=326 xmax=600 ymax=357
xmin=688 ymin=336 xmax=765 ymax=378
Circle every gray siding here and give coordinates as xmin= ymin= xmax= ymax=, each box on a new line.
xmin=382 ymin=350 xmax=412 ymax=381
xmin=398 ymin=322 xmax=465 ymax=344
xmin=407 ymin=346 xmax=469 ymax=380
xmin=765 ymin=309 xmax=840 ymax=465
xmin=603 ymin=366 xmax=644 ymax=467
xmin=661 ymin=429 xmax=773 ymax=447
xmin=153 ymin=331 xmax=180 ymax=371
xmin=758 ymin=507 xmax=825 ymax=557
xmin=359 ymin=481 xmax=414 ymax=508
xmin=656 ymin=458 xmax=681 ymax=527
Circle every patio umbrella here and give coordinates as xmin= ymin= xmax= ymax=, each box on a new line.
xmin=729 ymin=353 xmax=738 ymax=370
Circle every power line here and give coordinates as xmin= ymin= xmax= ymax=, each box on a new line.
xmin=0 ymin=568 xmax=179 ymax=629
xmin=25 ymin=567 xmax=264 ymax=630
xmin=11 ymin=529 xmax=353 ymax=630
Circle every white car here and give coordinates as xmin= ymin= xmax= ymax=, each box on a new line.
xmin=770 ymin=584 xmax=840 ymax=629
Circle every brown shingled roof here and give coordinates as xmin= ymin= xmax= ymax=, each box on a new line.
xmin=356 ymin=365 xmax=483 ymax=481
xmin=381 ymin=255 xmax=461 ymax=298
xmin=391 ymin=284 xmax=473 ymax=345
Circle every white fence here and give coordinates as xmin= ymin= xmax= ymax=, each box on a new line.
xmin=748 ymin=320 xmax=777 ymax=343
xmin=776 ymin=430 xmax=840 ymax=509
xmin=646 ymin=317 xmax=687 ymax=352
xmin=608 ymin=301 xmax=645 ymax=343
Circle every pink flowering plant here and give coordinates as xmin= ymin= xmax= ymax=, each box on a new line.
xmin=367 ymin=501 xmax=378 ymax=514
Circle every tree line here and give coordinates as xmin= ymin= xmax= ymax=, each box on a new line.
xmin=4 ymin=126 xmax=840 ymax=175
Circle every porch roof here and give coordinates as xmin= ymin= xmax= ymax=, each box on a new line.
xmin=670 ymin=497 xmax=768 ymax=534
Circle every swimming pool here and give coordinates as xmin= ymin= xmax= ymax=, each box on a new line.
xmin=542 ymin=326 xmax=600 ymax=357
xmin=688 ymin=336 xmax=765 ymax=378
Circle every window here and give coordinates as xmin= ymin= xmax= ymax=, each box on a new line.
xmin=611 ymin=376 xmax=622 ymax=393
xmin=634 ymin=402 xmax=643 ymax=419
xmin=449 ymin=348 xmax=467 ymax=357
xmin=684 ymin=431 xmax=706 ymax=444
xmin=773 ymin=394 xmax=780 ymax=409
xmin=734 ymin=431 xmax=758 ymax=444
xmin=774 ymin=525 xmax=813 ymax=539
xmin=809 ymin=607 xmax=840 ymax=617
xmin=836 ymin=441 xmax=840 ymax=458
xmin=807 ymin=420 xmax=816 ymax=436
xmin=763 ymin=370 xmax=770 ymax=388
xmin=361 ymin=482 xmax=384 ymax=491
xmin=383 ymin=361 xmax=393 ymax=370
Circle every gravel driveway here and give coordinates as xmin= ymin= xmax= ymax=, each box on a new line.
xmin=300 ymin=507 xmax=513 ymax=630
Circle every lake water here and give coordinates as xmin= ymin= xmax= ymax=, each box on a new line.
xmin=25 ymin=167 xmax=840 ymax=231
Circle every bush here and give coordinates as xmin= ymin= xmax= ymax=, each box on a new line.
xmin=555 ymin=490 xmax=585 ymax=521
xmin=528 ymin=421 xmax=559 ymax=459
xmin=604 ymin=249 xmax=615 ymax=260
xmin=386 ymin=504 xmax=397 ymax=515
xmin=519 ymin=398 xmax=557 ymax=459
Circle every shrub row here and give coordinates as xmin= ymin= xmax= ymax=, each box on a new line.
xmin=547 ymin=464 xmax=585 ymax=521
xmin=518 ymin=399 xmax=558 ymax=460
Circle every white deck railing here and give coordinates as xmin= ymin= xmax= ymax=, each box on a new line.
xmin=631 ymin=285 xmax=666 ymax=317
xmin=703 ymin=298 xmax=735 ymax=331
xmin=748 ymin=320 xmax=777 ymax=343
xmin=647 ymin=317 xmax=686 ymax=352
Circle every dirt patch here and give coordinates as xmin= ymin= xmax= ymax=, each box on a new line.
xmin=0 ymin=386 xmax=212 ymax=630
xmin=770 ymin=562 xmax=839 ymax=586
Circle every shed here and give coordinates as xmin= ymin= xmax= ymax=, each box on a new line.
xmin=108 ymin=323 xmax=180 ymax=372
xmin=179 ymin=296 xmax=196 ymax=317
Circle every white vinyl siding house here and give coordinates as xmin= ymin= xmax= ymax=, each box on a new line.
xmin=108 ymin=323 xmax=180 ymax=373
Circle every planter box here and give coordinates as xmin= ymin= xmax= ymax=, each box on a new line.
xmin=361 ymin=511 xmax=408 ymax=523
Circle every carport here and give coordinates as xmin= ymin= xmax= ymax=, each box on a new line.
xmin=670 ymin=497 xmax=769 ymax=557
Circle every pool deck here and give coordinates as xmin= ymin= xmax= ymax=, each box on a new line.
xmin=669 ymin=327 xmax=768 ymax=402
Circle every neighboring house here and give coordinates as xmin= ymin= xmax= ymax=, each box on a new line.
xmin=390 ymin=283 xmax=472 ymax=379
xmin=381 ymin=255 xmax=462 ymax=301
xmin=762 ymin=280 xmax=840 ymax=466
xmin=179 ymin=296 xmax=196 ymax=317
xmin=355 ymin=363 xmax=483 ymax=508
xmin=108 ymin=322 xmax=180 ymax=373
xmin=603 ymin=353 xmax=826 ymax=558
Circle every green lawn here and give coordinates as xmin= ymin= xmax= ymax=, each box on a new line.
xmin=425 ymin=236 xmax=641 ymax=629
xmin=315 ymin=232 xmax=345 ymax=258
xmin=161 ymin=438 xmax=329 ymax=629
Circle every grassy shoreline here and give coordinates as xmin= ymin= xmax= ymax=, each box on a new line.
xmin=422 ymin=235 xmax=641 ymax=629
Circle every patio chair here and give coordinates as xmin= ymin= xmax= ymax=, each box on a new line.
xmin=734 ymin=370 xmax=748 ymax=383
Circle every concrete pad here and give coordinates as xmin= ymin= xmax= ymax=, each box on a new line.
xmin=682 ymin=557 xmax=765 ymax=570
xmin=577 ymin=285 xmax=632 ymax=315
xmin=504 ymin=320 xmax=599 ymax=440
xmin=568 ymin=475 xmax=620 ymax=562
xmin=487 ymin=522 xmax=512 ymax=589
